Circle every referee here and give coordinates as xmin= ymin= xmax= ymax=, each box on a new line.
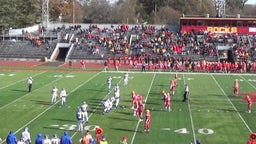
xmin=28 ymin=76 xmax=33 ymax=92
xmin=183 ymin=84 xmax=189 ymax=102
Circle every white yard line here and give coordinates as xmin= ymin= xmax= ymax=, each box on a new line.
xmin=239 ymin=75 xmax=256 ymax=89
xmin=182 ymin=74 xmax=196 ymax=144
xmin=0 ymin=71 xmax=46 ymax=90
xmin=0 ymin=72 xmax=101 ymax=144
xmin=130 ymin=73 xmax=156 ymax=144
xmin=0 ymin=72 xmax=72 ymax=110
xmin=211 ymin=75 xmax=252 ymax=133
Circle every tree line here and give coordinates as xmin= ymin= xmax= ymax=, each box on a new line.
xmin=0 ymin=0 xmax=256 ymax=30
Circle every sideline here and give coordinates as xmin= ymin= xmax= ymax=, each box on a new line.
xmin=0 ymin=72 xmax=101 ymax=144
xmin=183 ymin=74 xmax=196 ymax=144
xmin=211 ymin=75 xmax=252 ymax=133
xmin=130 ymin=73 xmax=156 ymax=144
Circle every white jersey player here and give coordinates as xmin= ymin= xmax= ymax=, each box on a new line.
xmin=123 ymin=72 xmax=129 ymax=87
xmin=102 ymin=97 xmax=115 ymax=114
xmin=60 ymin=88 xmax=67 ymax=106
xmin=80 ymin=101 xmax=89 ymax=123
xmin=51 ymin=86 xmax=58 ymax=104
xmin=107 ymin=76 xmax=112 ymax=93
xmin=76 ymin=107 xmax=85 ymax=133
xmin=114 ymin=85 xmax=120 ymax=108
xmin=51 ymin=134 xmax=60 ymax=144
xmin=21 ymin=127 xmax=31 ymax=144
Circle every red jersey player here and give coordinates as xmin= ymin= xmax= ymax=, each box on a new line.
xmin=174 ymin=73 xmax=178 ymax=86
xmin=165 ymin=93 xmax=171 ymax=112
xmin=161 ymin=90 xmax=168 ymax=104
xmin=144 ymin=109 xmax=151 ymax=133
xmin=138 ymin=100 xmax=144 ymax=121
xmin=131 ymin=91 xmax=137 ymax=109
xmin=246 ymin=95 xmax=252 ymax=113
xmin=170 ymin=80 xmax=175 ymax=96
xmin=234 ymin=79 xmax=239 ymax=96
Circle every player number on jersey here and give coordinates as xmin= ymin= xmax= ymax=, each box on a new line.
xmin=174 ymin=128 xmax=214 ymax=135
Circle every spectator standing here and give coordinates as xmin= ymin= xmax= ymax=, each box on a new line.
xmin=103 ymin=60 xmax=108 ymax=71
xmin=6 ymin=131 xmax=17 ymax=144
xmin=119 ymin=136 xmax=128 ymax=144
xmin=51 ymin=134 xmax=60 ymax=144
xmin=60 ymin=88 xmax=67 ymax=107
xmin=99 ymin=136 xmax=108 ymax=144
xmin=35 ymin=133 xmax=43 ymax=144
xmin=60 ymin=131 xmax=72 ymax=144
xmin=80 ymin=131 xmax=92 ymax=144
xmin=141 ymin=61 xmax=146 ymax=72
xmin=43 ymin=134 xmax=51 ymax=144
xmin=28 ymin=77 xmax=33 ymax=92
xmin=81 ymin=59 xmax=86 ymax=70
xmin=21 ymin=127 xmax=31 ymax=144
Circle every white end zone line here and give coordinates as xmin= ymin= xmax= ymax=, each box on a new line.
xmin=130 ymin=73 xmax=156 ymax=144
xmin=0 ymin=72 xmax=102 ymax=144
xmin=211 ymin=75 xmax=252 ymax=133
xmin=183 ymin=74 xmax=196 ymax=144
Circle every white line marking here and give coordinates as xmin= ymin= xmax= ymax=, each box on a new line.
xmin=0 ymin=72 xmax=101 ymax=144
xmin=0 ymin=72 xmax=70 ymax=110
xmin=211 ymin=75 xmax=252 ymax=133
xmin=0 ymin=71 xmax=46 ymax=90
xmin=130 ymin=73 xmax=156 ymax=144
xmin=239 ymin=75 xmax=256 ymax=89
xmin=105 ymin=70 xmax=256 ymax=76
xmin=183 ymin=74 xmax=196 ymax=144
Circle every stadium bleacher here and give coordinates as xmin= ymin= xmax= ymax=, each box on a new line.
xmin=0 ymin=24 xmax=255 ymax=67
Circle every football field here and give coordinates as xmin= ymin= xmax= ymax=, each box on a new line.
xmin=0 ymin=70 xmax=256 ymax=144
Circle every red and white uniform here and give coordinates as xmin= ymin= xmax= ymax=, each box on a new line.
xmin=165 ymin=93 xmax=171 ymax=112
xmin=174 ymin=74 xmax=178 ymax=86
xmin=247 ymin=96 xmax=252 ymax=113
xmin=234 ymin=79 xmax=239 ymax=96
xmin=137 ymin=101 xmax=144 ymax=120
xmin=162 ymin=91 xmax=168 ymax=104
xmin=144 ymin=110 xmax=151 ymax=132
xmin=170 ymin=80 xmax=175 ymax=96
xmin=131 ymin=91 xmax=138 ymax=109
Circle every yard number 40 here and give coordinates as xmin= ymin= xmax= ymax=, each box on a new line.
xmin=174 ymin=128 xmax=214 ymax=135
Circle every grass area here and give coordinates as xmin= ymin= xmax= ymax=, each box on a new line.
xmin=0 ymin=70 xmax=256 ymax=144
